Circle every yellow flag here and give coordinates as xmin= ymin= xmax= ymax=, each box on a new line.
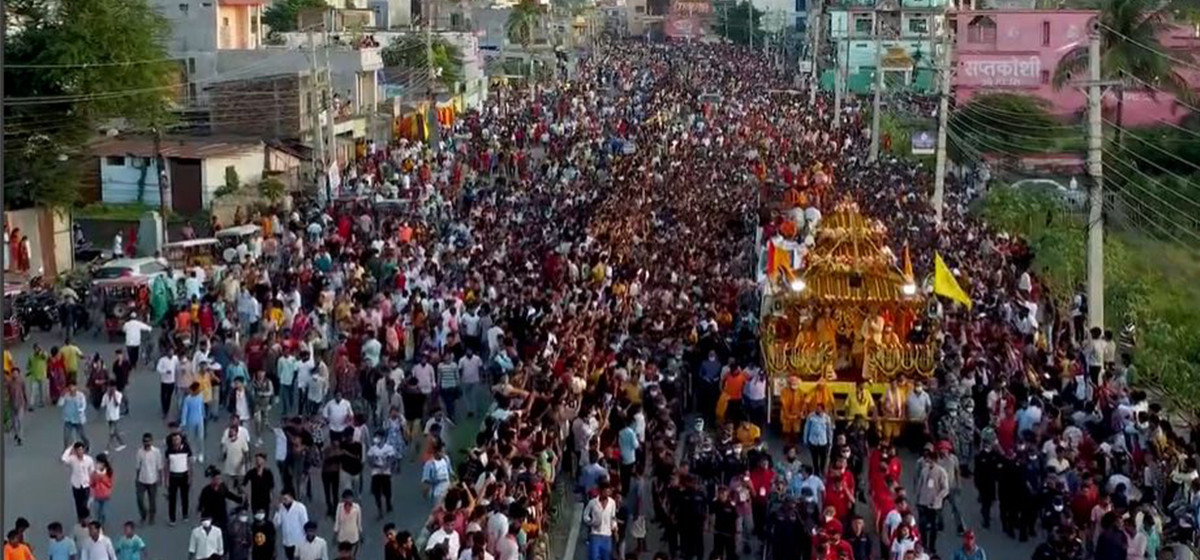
xmin=933 ymin=253 xmax=972 ymax=309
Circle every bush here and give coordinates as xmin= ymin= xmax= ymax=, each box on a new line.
xmin=979 ymin=186 xmax=1200 ymax=416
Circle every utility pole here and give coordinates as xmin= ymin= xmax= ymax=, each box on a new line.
xmin=308 ymin=28 xmax=327 ymax=204
xmin=833 ymin=39 xmax=843 ymax=129
xmin=869 ymin=30 xmax=884 ymax=162
xmin=153 ymin=127 xmax=170 ymax=244
xmin=324 ymin=12 xmax=337 ymax=201
xmin=808 ymin=0 xmax=821 ymax=106
xmin=932 ymin=32 xmax=951 ymax=225
xmin=748 ymin=1 xmax=753 ymax=50
xmin=1086 ymin=30 xmax=1105 ymax=328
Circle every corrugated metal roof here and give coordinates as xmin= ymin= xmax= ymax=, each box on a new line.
xmin=91 ymin=136 xmax=263 ymax=160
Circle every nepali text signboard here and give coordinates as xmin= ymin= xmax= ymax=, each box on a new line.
xmin=957 ymin=55 xmax=1042 ymax=88
xmin=911 ymin=130 xmax=935 ymax=156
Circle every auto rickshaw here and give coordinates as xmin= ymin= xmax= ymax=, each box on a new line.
xmin=162 ymin=238 xmax=218 ymax=269
xmin=215 ymin=224 xmax=262 ymax=264
xmin=95 ymin=276 xmax=151 ymax=341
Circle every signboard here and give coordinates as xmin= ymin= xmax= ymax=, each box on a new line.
xmin=665 ymin=16 xmax=705 ymax=39
xmin=957 ymin=55 xmax=1042 ymax=87
xmin=670 ymin=1 xmax=713 ymax=14
xmin=911 ymin=130 xmax=936 ymax=155
xmin=798 ymin=60 xmax=813 ymax=73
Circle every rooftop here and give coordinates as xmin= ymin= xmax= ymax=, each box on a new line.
xmin=91 ymin=136 xmax=263 ymax=159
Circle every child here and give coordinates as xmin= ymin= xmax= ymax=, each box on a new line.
xmin=114 ymin=522 xmax=147 ymax=560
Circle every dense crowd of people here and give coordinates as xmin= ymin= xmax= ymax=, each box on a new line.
xmin=2 ymin=39 xmax=1195 ymax=560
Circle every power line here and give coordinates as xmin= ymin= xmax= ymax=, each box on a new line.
xmin=1102 ymin=153 xmax=1200 ymax=242
xmin=1097 ymin=22 xmax=1200 ymax=73
xmin=1104 ymin=118 xmax=1200 ymax=186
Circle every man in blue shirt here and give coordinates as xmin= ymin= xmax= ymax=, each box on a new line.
xmin=60 ymin=381 xmax=89 ymax=450
xmin=697 ymin=351 xmax=722 ymax=423
xmin=180 ymin=383 xmax=207 ymax=463
xmin=804 ymin=404 xmax=834 ymax=475
xmin=45 ymin=522 xmax=77 ymax=560
xmin=579 ymin=451 xmax=608 ymax=498
xmin=617 ymin=420 xmax=639 ymax=491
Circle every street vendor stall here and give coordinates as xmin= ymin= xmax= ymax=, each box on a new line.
xmin=760 ymin=198 xmax=938 ymax=406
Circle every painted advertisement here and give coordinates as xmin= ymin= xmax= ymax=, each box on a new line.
xmin=665 ymin=16 xmax=705 ymax=39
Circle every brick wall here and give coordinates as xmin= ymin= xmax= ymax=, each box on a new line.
xmin=209 ymin=73 xmax=313 ymax=138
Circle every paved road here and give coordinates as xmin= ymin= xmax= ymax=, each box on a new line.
xmin=4 ymin=328 xmax=1040 ymax=560
xmin=2 ymin=330 xmax=454 ymax=560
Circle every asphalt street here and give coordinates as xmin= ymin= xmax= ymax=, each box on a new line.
xmin=3 ymin=328 xmax=1039 ymax=560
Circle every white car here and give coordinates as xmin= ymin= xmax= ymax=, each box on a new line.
xmin=91 ymin=257 xmax=170 ymax=284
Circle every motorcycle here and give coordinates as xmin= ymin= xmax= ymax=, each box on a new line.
xmin=14 ymin=291 xmax=59 ymax=332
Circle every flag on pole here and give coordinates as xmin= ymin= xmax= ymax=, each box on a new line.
xmin=902 ymin=243 xmax=914 ymax=282
xmin=933 ymin=253 xmax=972 ymax=309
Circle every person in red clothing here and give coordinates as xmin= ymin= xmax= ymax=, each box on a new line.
xmin=748 ymin=456 xmax=775 ymax=541
xmin=827 ymin=456 xmax=856 ymax=499
xmin=824 ymin=475 xmax=853 ymax=523
xmin=816 ymin=519 xmax=854 ymax=560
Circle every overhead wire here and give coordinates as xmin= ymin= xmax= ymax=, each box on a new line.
xmin=1097 ymin=22 xmax=1200 ymax=73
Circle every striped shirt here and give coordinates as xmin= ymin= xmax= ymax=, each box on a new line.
xmin=437 ymin=362 xmax=461 ymax=390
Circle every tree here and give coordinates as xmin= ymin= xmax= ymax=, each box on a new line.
xmin=948 ymin=93 xmax=1062 ymax=161
xmin=714 ymin=1 xmax=763 ymax=46
xmin=1052 ymin=0 xmax=1197 ymax=145
xmin=507 ymin=0 xmax=542 ymax=51
xmin=381 ymin=35 xmax=465 ymax=90
xmin=4 ymin=0 xmax=177 ymax=208
xmin=263 ymin=0 xmax=327 ymax=34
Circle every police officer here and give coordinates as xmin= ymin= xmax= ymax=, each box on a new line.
xmin=974 ymin=441 xmax=1003 ymax=529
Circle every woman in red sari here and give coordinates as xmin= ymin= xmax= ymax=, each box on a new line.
xmin=47 ymin=346 xmax=67 ymax=403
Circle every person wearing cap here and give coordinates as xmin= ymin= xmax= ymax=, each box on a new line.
xmin=816 ymin=519 xmax=852 ymax=560
xmin=951 ymin=530 xmax=985 ymax=560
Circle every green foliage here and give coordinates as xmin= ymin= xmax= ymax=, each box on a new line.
xmin=714 ymin=2 xmax=764 ymax=46
xmin=4 ymin=0 xmax=177 ymax=209
xmin=1052 ymin=0 xmax=1196 ymax=133
xmin=948 ymin=93 xmax=1063 ymax=161
xmin=980 ymin=186 xmax=1200 ymax=416
xmin=259 ymin=177 xmax=287 ymax=203
xmin=381 ymin=35 xmax=465 ymax=90
xmin=507 ymin=0 xmax=543 ymax=48
xmin=263 ymin=0 xmax=327 ymax=34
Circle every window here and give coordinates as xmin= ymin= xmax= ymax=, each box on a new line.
xmin=967 ymin=15 xmax=996 ymax=43
xmin=188 ymin=57 xmax=195 ymax=74
xmin=201 ymin=2 xmax=212 ymax=7
xmin=222 ymin=17 xmax=229 ymax=27
xmin=635 ymin=5 xmax=644 ymax=12
xmin=250 ymin=15 xmax=258 ymax=33
xmin=1041 ymin=70 xmax=1050 ymax=84
xmin=907 ymin=16 xmax=927 ymax=35
xmin=178 ymin=2 xmax=188 ymax=14
xmin=1042 ymin=21 xmax=1051 ymax=46
xmin=853 ymin=15 xmax=872 ymax=35
xmin=142 ymin=157 xmax=153 ymax=168
xmin=189 ymin=82 xmax=198 ymax=101
xmin=105 ymin=156 xmax=126 ymax=167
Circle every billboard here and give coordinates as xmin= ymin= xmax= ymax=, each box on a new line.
xmin=665 ymin=16 xmax=705 ymax=39
xmin=911 ymin=130 xmax=936 ymax=155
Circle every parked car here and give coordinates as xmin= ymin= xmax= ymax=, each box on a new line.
xmin=91 ymin=257 xmax=170 ymax=285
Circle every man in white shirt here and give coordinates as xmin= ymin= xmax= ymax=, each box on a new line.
xmin=412 ymin=357 xmax=436 ymax=400
xmin=156 ymin=347 xmax=181 ymax=419
xmin=122 ymin=313 xmax=153 ymax=366
xmin=135 ymin=433 xmax=164 ymax=525
xmin=323 ymin=393 xmax=354 ymax=441
xmin=274 ymin=492 xmax=310 ymax=560
xmin=79 ymin=522 xmax=116 ymax=560
xmin=426 ymin=512 xmax=461 ymax=560
xmin=295 ymin=522 xmax=329 ymax=560
xmin=583 ymin=482 xmax=618 ymax=560
xmin=458 ymin=348 xmax=485 ymax=417
xmin=62 ymin=442 xmax=96 ymax=521
xmin=188 ymin=517 xmax=224 ymax=560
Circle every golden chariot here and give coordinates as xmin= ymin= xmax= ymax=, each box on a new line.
xmin=761 ymin=198 xmax=938 ymax=401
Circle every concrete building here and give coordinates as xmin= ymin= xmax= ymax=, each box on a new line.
xmin=823 ymin=0 xmax=949 ymax=93
xmin=92 ymin=137 xmax=266 ymax=213
xmin=954 ymin=11 xmax=1197 ymax=125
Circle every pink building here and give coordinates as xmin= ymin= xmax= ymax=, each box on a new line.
xmin=954 ymin=11 xmax=1197 ymax=126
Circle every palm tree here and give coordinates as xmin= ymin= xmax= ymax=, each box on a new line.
xmin=1052 ymin=0 xmax=1196 ymax=144
xmin=507 ymin=0 xmax=541 ymax=53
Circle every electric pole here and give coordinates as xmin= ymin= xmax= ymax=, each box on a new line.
xmin=1086 ymin=30 xmax=1105 ymax=328
xmin=324 ymin=14 xmax=337 ymax=201
xmin=308 ymin=28 xmax=327 ymax=204
xmin=153 ymin=126 xmax=170 ymax=244
xmin=808 ymin=0 xmax=821 ymax=106
xmin=869 ymin=30 xmax=884 ymax=162
xmin=932 ymin=32 xmax=951 ymax=225
xmin=833 ymin=38 xmax=843 ymax=129
xmin=748 ymin=1 xmax=754 ymax=50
